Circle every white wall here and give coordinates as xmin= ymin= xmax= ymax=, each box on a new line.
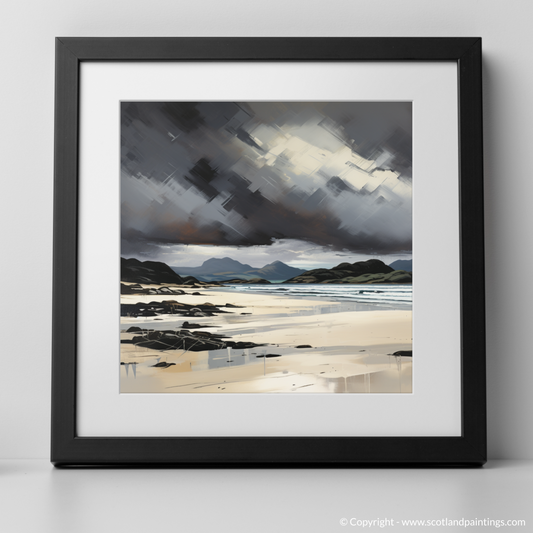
xmin=0 ymin=0 xmax=531 ymax=459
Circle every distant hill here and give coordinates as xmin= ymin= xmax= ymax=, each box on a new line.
xmin=284 ymin=259 xmax=412 ymax=284
xmin=389 ymin=259 xmax=412 ymax=272
xmin=252 ymin=261 xmax=306 ymax=281
xmin=186 ymin=257 xmax=253 ymax=275
xmin=172 ymin=257 xmax=306 ymax=282
xmin=121 ymin=257 xmax=185 ymax=285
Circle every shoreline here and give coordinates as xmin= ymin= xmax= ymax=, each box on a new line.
xmin=120 ymin=284 xmax=412 ymax=394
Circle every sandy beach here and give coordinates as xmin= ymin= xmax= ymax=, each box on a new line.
xmin=120 ymin=285 xmax=412 ymax=393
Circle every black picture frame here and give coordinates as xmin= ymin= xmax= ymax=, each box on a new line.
xmin=52 ymin=37 xmax=486 ymax=466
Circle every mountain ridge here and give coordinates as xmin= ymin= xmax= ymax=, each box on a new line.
xmin=172 ymin=257 xmax=306 ymax=282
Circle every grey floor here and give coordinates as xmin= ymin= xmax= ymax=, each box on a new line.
xmin=1 ymin=460 xmax=530 ymax=532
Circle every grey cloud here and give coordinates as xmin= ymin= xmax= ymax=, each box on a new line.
xmin=121 ymin=101 xmax=412 ymax=257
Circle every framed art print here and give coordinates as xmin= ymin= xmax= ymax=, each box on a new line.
xmin=52 ymin=38 xmax=486 ymax=465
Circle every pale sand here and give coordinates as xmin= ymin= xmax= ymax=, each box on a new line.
xmin=120 ymin=285 xmax=412 ymax=393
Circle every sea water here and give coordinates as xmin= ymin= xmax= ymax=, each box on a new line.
xmin=218 ymin=283 xmax=412 ymax=310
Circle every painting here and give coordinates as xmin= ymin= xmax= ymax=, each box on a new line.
xmin=52 ymin=37 xmax=486 ymax=465
xmin=119 ymin=101 xmax=413 ymax=394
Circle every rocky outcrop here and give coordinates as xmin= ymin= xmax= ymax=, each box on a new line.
xmin=121 ymin=257 xmax=184 ymax=285
xmin=120 ymin=283 xmax=186 ymax=295
xmin=389 ymin=350 xmax=412 ymax=357
xmin=122 ymin=327 xmax=264 ymax=352
xmin=121 ymin=300 xmax=238 ymax=318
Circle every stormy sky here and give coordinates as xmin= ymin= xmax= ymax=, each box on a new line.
xmin=121 ymin=101 xmax=412 ymax=268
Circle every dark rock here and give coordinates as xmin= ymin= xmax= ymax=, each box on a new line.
xmin=121 ymin=299 xmax=233 ymax=318
xmin=121 ymin=283 xmax=144 ymax=294
xmin=192 ymin=331 xmax=214 ymax=337
xmin=390 ymin=350 xmax=412 ymax=357
xmin=121 ymin=282 xmax=186 ymax=295
xmin=226 ymin=341 xmax=265 ymax=350
xmin=181 ymin=321 xmax=213 ymax=329
xmin=295 ymin=345 xmax=312 ymax=348
xmin=123 ymin=326 xmax=263 ymax=353
xmin=139 ymin=334 xmax=224 ymax=351
xmin=139 ymin=310 xmax=157 ymax=317
xmin=151 ymin=362 xmax=176 ymax=368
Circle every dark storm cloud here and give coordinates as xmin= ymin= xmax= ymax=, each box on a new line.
xmin=120 ymin=101 xmax=412 ymax=256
